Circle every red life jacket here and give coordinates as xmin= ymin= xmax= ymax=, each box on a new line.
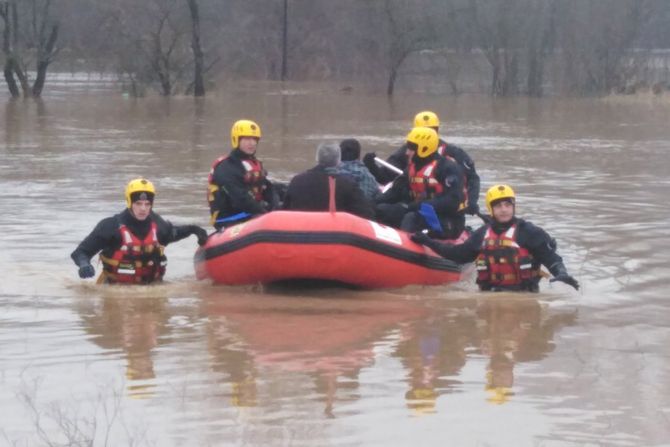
xmin=408 ymin=159 xmax=444 ymax=202
xmin=207 ymin=154 xmax=267 ymax=203
xmin=438 ymin=143 xmax=468 ymax=211
xmin=100 ymin=222 xmax=166 ymax=284
xmin=475 ymin=224 xmax=541 ymax=291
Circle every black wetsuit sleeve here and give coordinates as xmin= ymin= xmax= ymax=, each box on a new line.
xmin=459 ymin=148 xmax=480 ymax=208
xmin=153 ymin=213 xmax=204 ymax=245
xmin=423 ymin=225 xmax=486 ymax=263
xmin=70 ymin=217 xmax=119 ymax=266
xmin=211 ymin=160 xmax=266 ymax=215
xmin=516 ymin=220 xmax=565 ymax=272
xmin=423 ymin=159 xmax=464 ymax=215
xmin=445 ymin=144 xmax=480 ymax=210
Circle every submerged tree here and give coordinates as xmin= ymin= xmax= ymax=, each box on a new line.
xmin=381 ymin=0 xmax=438 ymax=95
xmin=555 ymin=0 xmax=654 ymax=95
xmin=0 ymin=0 xmax=59 ymax=97
xmin=186 ymin=0 xmax=204 ymax=96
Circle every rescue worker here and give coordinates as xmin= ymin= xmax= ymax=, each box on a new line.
xmin=376 ymin=127 xmax=465 ymax=238
xmin=283 ymin=143 xmax=374 ymax=219
xmin=71 ymin=178 xmax=208 ymax=284
xmin=364 ymin=110 xmax=481 ymax=215
xmin=207 ymin=119 xmax=278 ymax=229
xmin=411 ymin=184 xmax=580 ymax=292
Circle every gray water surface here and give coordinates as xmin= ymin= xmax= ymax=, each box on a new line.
xmin=1 ymin=81 xmax=669 ymax=446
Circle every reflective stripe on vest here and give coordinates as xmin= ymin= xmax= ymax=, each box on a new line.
xmin=475 ymin=224 xmax=540 ymax=289
xmin=207 ymin=155 xmax=267 ymax=204
xmin=408 ymin=159 xmax=444 ymax=202
xmin=100 ymin=222 xmax=166 ymax=284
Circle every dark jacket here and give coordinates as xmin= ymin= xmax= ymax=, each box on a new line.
xmin=440 ymin=142 xmax=480 ymax=214
xmin=71 ymin=209 xmax=199 ymax=267
xmin=283 ymin=165 xmax=375 ymax=219
xmin=368 ymin=140 xmax=480 ymax=213
xmin=208 ymin=149 xmax=277 ymax=226
xmin=366 ymin=144 xmax=409 ymax=184
xmin=421 ymin=218 xmax=565 ymax=274
xmin=377 ymin=152 xmax=464 ymax=218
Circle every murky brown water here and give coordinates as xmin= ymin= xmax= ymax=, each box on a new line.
xmin=1 ymin=79 xmax=670 ymax=446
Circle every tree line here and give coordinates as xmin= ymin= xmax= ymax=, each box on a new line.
xmin=2 ymin=0 xmax=669 ymax=98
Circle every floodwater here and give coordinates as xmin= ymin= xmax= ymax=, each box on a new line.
xmin=1 ymin=78 xmax=669 ymax=446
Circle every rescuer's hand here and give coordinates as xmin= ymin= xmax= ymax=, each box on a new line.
xmin=78 ymin=264 xmax=95 ymax=279
xmin=550 ymin=273 xmax=580 ymax=290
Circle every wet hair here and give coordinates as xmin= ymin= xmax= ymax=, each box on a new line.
xmin=316 ymin=143 xmax=341 ymax=168
xmin=490 ymin=197 xmax=515 ymax=208
xmin=339 ymin=138 xmax=361 ymax=161
xmin=130 ymin=191 xmax=155 ymax=204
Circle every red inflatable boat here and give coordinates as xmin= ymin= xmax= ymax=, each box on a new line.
xmin=194 ymin=211 xmax=467 ymax=288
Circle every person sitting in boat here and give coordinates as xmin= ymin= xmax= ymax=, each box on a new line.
xmin=411 ymin=184 xmax=580 ymax=292
xmin=375 ymin=127 xmax=466 ymax=239
xmin=207 ymin=119 xmax=279 ymax=230
xmin=283 ymin=142 xmax=375 ymax=219
xmin=338 ymin=138 xmax=380 ymax=201
xmin=364 ymin=110 xmax=481 ymax=215
xmin=71 ymin=178 xmax=208 ymax=284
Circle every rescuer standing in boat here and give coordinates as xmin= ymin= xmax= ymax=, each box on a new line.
xmin=207 ymin=119 xmax=279 ymax=229
xmin=364 ymin=110 xmax=481 ymax=216
xmin=411 ymin=184 xmax=580 ymax=292
xmin=71 ymin=178 xmax=209 ymax=284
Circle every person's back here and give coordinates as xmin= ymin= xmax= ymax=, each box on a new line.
xmin=338 ymin=138 xmax=380 ymax=201
xmin=284 ymin=143 xmax=374 ymax=219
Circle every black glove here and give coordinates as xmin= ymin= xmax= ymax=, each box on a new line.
xmin=363 ymin=152 xmax=381 ymax=179
xmin=549 ymin=263 xmax=579 ymax=290
xmin=191 ymin=226 xmax=209 ymax=246
xmin=410 ymin=231 xmax=431 ymax=245
xmin=78 ymin=263 xmax=95 ymax=279
xmin=363 ymin=152 xmax=377 ymax=170
xmin=550 ymin=273 xmax=580 ymax=290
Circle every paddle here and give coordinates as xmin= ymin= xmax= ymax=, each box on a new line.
xmin=374 ymin=156 xmax=403 ymax=175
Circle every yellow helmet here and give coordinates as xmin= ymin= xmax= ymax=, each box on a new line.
xmin=413 ymin=110 xmax=440 ymax=128
xmin=406 ymin=126 xmax=439 ymax=158
xmin=485 ymin=184 xmax=515 ymax=214
xmin=125 ymin=178 xmax=156 ymax=208
xmin=485 ymin=386 xmax=513 ymax=405
xmin=231 ymin=119 xmax=261 ymax=149
xmin=405 ymin=388 xmax=437 ymax=415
